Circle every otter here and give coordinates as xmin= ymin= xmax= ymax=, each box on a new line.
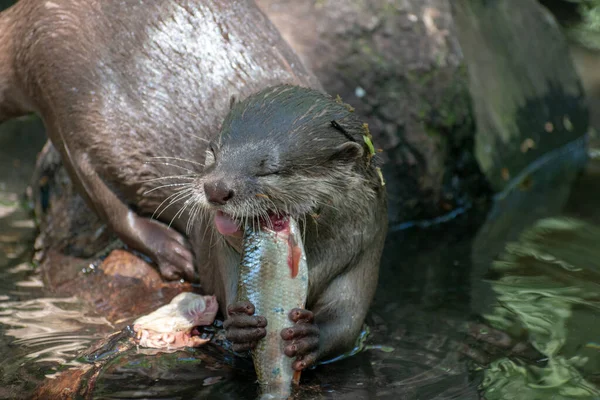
xmin=199 ymin=85 xmax=387 ymax=367
xmin=0 ymin=0 xmax=387 ymax=369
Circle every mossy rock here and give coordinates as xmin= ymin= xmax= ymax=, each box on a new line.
xmin=452 ymin=0 xmax=588 ymax=192
xmin=259 ymin=0 xmax=588 ymax=223
xmin=258 ymin=0 xmax=485 ymax=223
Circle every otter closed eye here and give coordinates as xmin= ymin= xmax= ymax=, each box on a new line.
xmin=256 ymin=154 xmax=281 ymax=176
xmin=204 ymin=146 xmax=216 ymax=168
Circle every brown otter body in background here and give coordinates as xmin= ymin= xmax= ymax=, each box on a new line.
xmin=0 ymin=0 xmax=387 ymax=368
xmin=0 ymin=0 xmax=320 ymax=280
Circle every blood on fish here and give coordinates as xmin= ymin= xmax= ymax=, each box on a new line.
xmin=267 ymin=213 xmax=289 ymax=232
xmin=292 ymin=370 xmax=302 ymax=385
xmin=287 ymin=234 xmax=302 ymax=279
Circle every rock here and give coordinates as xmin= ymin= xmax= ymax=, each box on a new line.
xmin=257 ymin=0 xmax=483 ymax=223
xmin=258 ymin=0 xmax=590 ymax=221
xmin=31 ymin=363 xmax=97 ymax=400
xmin=101 ymin=249 xmax=163 ymax=287
xmin=451 ymin=0 xmax=589 ymax=191
xmin=537 ymin=0 xmax=600 ymax=129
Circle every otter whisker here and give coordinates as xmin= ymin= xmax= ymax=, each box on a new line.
xmin=186 ymin=197 xmax=204 ymax=235
xmin=236 ymin=208 xmax=245 ymax=231
xmin=191 ymin=203 xmax=203 ymax=233
xmin=260 ymin=195 xmax=279 ymax=214
xmin=158 ymin=189 xmax=194 ymax=218
xmin=253 ymin=204 xmax=266 ymax=232
xmin=187 ymin=132 xmax=209 ymax=143
xmin=301 ymin=214 xmax=307 ymax=241
xmin=150 ymin=156 xmax=205 ymax=167
xmin=201 ymin=208 xmax=214 ymax=247
xmin=135 ymin=175 xmax=197 ymax=184
xmin=154 ymin=194 xmax=193 ymax=223
xmin=207 ymin=211 xmax=223 ymax=256
xmin=185 ymin=202 xmax=198 ymax=235
xmin=169 ymin=195 xmax=194 ymax=228
xmin=143 ymin=161 xmax=197 ymax=174
xmin=184 ymin=201 xmax=195 ymax=235
xmin=242 ymin=207 xmax=251 ymax=233
xmin=244 ymin=212 xmax=251 ymax=234
xmin=152 ymin=187 xmax=194 ymax=220
xmin=259 ymin=208 xmax=271 ymax=231
xmin=143 ymin=182 xmax=192 ymax=196
xmin=152 ymin=187 xmax=193 ymax=218
xmin=244 ymin=204 xmax=253 ymax=232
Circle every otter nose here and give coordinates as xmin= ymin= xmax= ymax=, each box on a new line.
xmin=204 ymin=180 xmax=234 ymax=205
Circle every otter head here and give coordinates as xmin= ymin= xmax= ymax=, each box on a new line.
xmin=196 ymin=84 xmax=376 ymax=236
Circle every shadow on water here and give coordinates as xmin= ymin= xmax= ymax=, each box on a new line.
xmin=1 ymin=117 xmax=600 ymax=398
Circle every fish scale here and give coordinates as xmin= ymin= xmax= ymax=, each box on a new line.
xmin=237 ymin=217 xmax=309 ymax=399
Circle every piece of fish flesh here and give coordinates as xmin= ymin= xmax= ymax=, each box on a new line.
xmin=133 ymin=292 xmax=218 ymax=349
xmin=237 ymin=216 xmax=309 ymax=399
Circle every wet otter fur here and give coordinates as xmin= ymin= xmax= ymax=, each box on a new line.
xmin=197 ymin=85 xmax=388 ymax=366
xmin=0 ymin=0 xmax=387 ymax=369
xmin=0 ymin=0 xmax=320 ymax=281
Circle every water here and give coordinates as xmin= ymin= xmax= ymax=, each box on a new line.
xmin=1 ymin=121 xmax=600 ymax=399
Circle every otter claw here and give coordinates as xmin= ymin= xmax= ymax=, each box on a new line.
xmin=292 ymin=354 xmax=318 ymax=371
xmin=225 ymin=301 xmax=268 ymax=350
xmin=281 ymin=308 xmax=320 ymax=370
xmin=156 ymin=239 xmax=195 ymax=281
xmin=131 ymin=216 xmax=196 ymax=282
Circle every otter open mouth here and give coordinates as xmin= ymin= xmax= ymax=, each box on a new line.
xmin=214 ymin=211 xmax=242 ymax=236
xmin=214 ymin=211 xmax=290 ymax=236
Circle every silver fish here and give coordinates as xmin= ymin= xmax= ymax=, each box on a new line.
xmin=237 ymin=216 xmax=309 ymax=399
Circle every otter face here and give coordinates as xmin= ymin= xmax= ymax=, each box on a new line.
xmin=195 ymin=85 xmax=371 ymax=235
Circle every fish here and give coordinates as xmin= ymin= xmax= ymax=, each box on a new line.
xmin=133 ymin=292 xmax=218 ymax=349
xmin=237 ymin=216 xmax=309 ymax=399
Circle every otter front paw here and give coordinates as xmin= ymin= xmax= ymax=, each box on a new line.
xmin=132 ymin=216 xmax=196 ymax=282
xmin=281 ymin=308 xmax=320 ymax=371
xmin=224 ymin=301 xmax=267 ymax=352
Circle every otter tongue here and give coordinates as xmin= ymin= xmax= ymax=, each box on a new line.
xmin=214 ymin=211 xmax=241 ymax=236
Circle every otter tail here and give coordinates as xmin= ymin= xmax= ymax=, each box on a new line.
xmin=0 ymin=2 xmax=35 ymax=123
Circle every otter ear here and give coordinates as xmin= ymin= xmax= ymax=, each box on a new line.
xmin=332 ymin=142 xmax=364 ymax=163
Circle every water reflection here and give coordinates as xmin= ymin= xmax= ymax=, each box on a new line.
xmin=475 ymin=217 xmax=600 ymax=399
xmin=0 ymin=296 xmax=110 ymax=357
xmin=469 ymin=137 xmax=600 ymax=399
